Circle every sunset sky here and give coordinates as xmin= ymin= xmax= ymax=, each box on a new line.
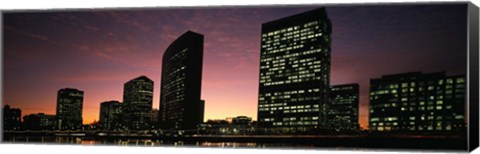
xmin=2 ymin=4 xmax=467 ymax=129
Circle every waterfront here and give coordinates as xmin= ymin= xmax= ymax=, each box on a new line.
xmin=3 ymin=135 xmax=315 ymax=148
xmin=3 ymin=136 xmax=257 ymax=148
xmin=2 ymin=133 xmax=467 ymax=151
xmin=2 ymin=4 xmax=472 ymax=152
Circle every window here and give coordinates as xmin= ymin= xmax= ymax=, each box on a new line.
xmin=428 ymin=86 xmax=434 ymax=91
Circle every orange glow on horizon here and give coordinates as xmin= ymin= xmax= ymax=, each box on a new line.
xmin=7 ymin=6 xmax=469 ymax=131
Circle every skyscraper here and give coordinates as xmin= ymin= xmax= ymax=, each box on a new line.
xmin=99 ymin=100 xmax=122 ymax=130
xmin=123 ymin=76 xmax=154 ymax=130
xmin=257 ymin=8 xmax=332 ymax=133
xmin=369 ymin=72 xmax=466 ymax=134
xmin=327 ymin=84 xmax=359 ymax=131
xmin=3 ymin=105 xmax=22 ymax=131
xmin=159 ymin=31 xmax=205 ymax=130
xmin=56 ymin=88 xmax=84 ymax=130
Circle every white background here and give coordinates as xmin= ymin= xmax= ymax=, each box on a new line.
xmin=0 ymin=0 xmax=479 ymax=154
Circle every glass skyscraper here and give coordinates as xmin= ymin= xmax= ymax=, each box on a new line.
xmin=56 ymin=88 xmax=84 ymax=130
xmin=123 ymin=76 xmax=154 ymax=130
xmin=369 ymin=72 xmax=466 ymax=134
xmin=257 ymin=8 xmax=332 ymax=133
xmin=327 ymin=84 xmax=359 ymax=131
xmin=99 ymin=100 xmax=122 ymax=130
xmin=159 ymin=31 xmax=205 ymax=130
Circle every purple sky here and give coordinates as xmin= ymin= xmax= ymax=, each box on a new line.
xmin=3 ymin=3 xmax=468 ymax=128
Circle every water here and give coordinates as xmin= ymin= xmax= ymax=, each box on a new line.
xmin=3 ymin=136 xmax=315 ymax=148
xmin=2 ymin=134 xmax=467 ymax=151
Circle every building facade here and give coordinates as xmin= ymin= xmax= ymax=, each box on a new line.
xmin=159 ymin=31 xmax=205 ymax=130
xmin=99 ymin=100 xmax=122 ymax=130
xmin=327 ymin=84 xmax=359 ymax=131
xmin=3 ymin=105 xmax=22 ymax=130
xmin=56 ymin=88 xmax=84 ymax=130
xmin=257 ymin=8 xmax=332 ymax=133
xmin=123 ymin=76 xmax=154 ymax=130
xmin=22 ymin=113 xmax=56 ymax=130
xmin=232 ymin=116 xmax=253 ymax=125
xmin=369 ymin=72 xmax=466 ymax=134
xmin=199 ymin=116 xmax=254 ymax=135
xmin=151 ymin=108 xmax=159 ymax=128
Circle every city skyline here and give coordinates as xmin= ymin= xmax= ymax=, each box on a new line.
xmin=3 ymin=4 xmax=467 ymax=129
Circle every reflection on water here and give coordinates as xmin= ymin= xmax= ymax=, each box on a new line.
xmin=3 ymin=135 xmax=466 ymax=150
xmin=200 ymin=142 xmax=257 ymax=147
xmin=4 ymin=136 xmax=273 ymax=148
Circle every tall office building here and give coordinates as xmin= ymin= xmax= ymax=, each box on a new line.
xmin=3 ymin=105 xmax=22 ymax=130
xmin=257 ymin=8 xmax=332 ymax=133
xmin=327 ymin=84 xmax=359 ymax=131
xmin=123 ymin=76 xmax=154 ymax=130
xmin=99 ymin=100 xmax=122 ymax=130
xmin=369 ymin=72 xmax=466 ymax=134
xmin=159 ymin=31 xmax=205 ymax=130
xmin=56 ymin=88 xmax=84 ymax=130
xmin=22 ymin=113 xmax=56 ymax=130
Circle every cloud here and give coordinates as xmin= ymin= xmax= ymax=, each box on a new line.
xmin=4 ymin=25 xmax=59 ymax=44
xmin=101 ymin=11 xmax=152 ymax=32
xmin=3 ymin=5 xmax=467 ymax=126
xmin=83 ymin=25 xmax=100 ymax=31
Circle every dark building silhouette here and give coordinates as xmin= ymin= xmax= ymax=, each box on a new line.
xmin=99 ymin=100 xmax=122 ymax=130
xmin=159 ymin=31 xmax=205 ymax=130
xmin=199 ymin=116 xmax=254 ymax=135
xmin=327 ymin=84 xmax=359 ymax=131
xmin=3 ymin=105 xmax=21 ymax=130
xmin=123 ymin=76 xmax=154 ymax=130
xmin=150 ymin=108 xmax=159 ymax=128
xmin=56 ymin=88 xmax=84 ymax=130
xmin=202 ymin=119 xmax=230 ymax=134
xmin=369 ymin=72 xmax=466 ymax=134
xmin=232 ymin=116 xmax=253 ymax=125
xmin=257 ymin=8 xmax=332 ymax=133
xmin=199 ymin=100 xmax=205 ymax=124
xmin=22 ymin=113 xmax=55 ymax=130
xmin=230 ymin=116 xmax=255 ymax=134
xmin=82 ymin=120 xmax=100 ymax=130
